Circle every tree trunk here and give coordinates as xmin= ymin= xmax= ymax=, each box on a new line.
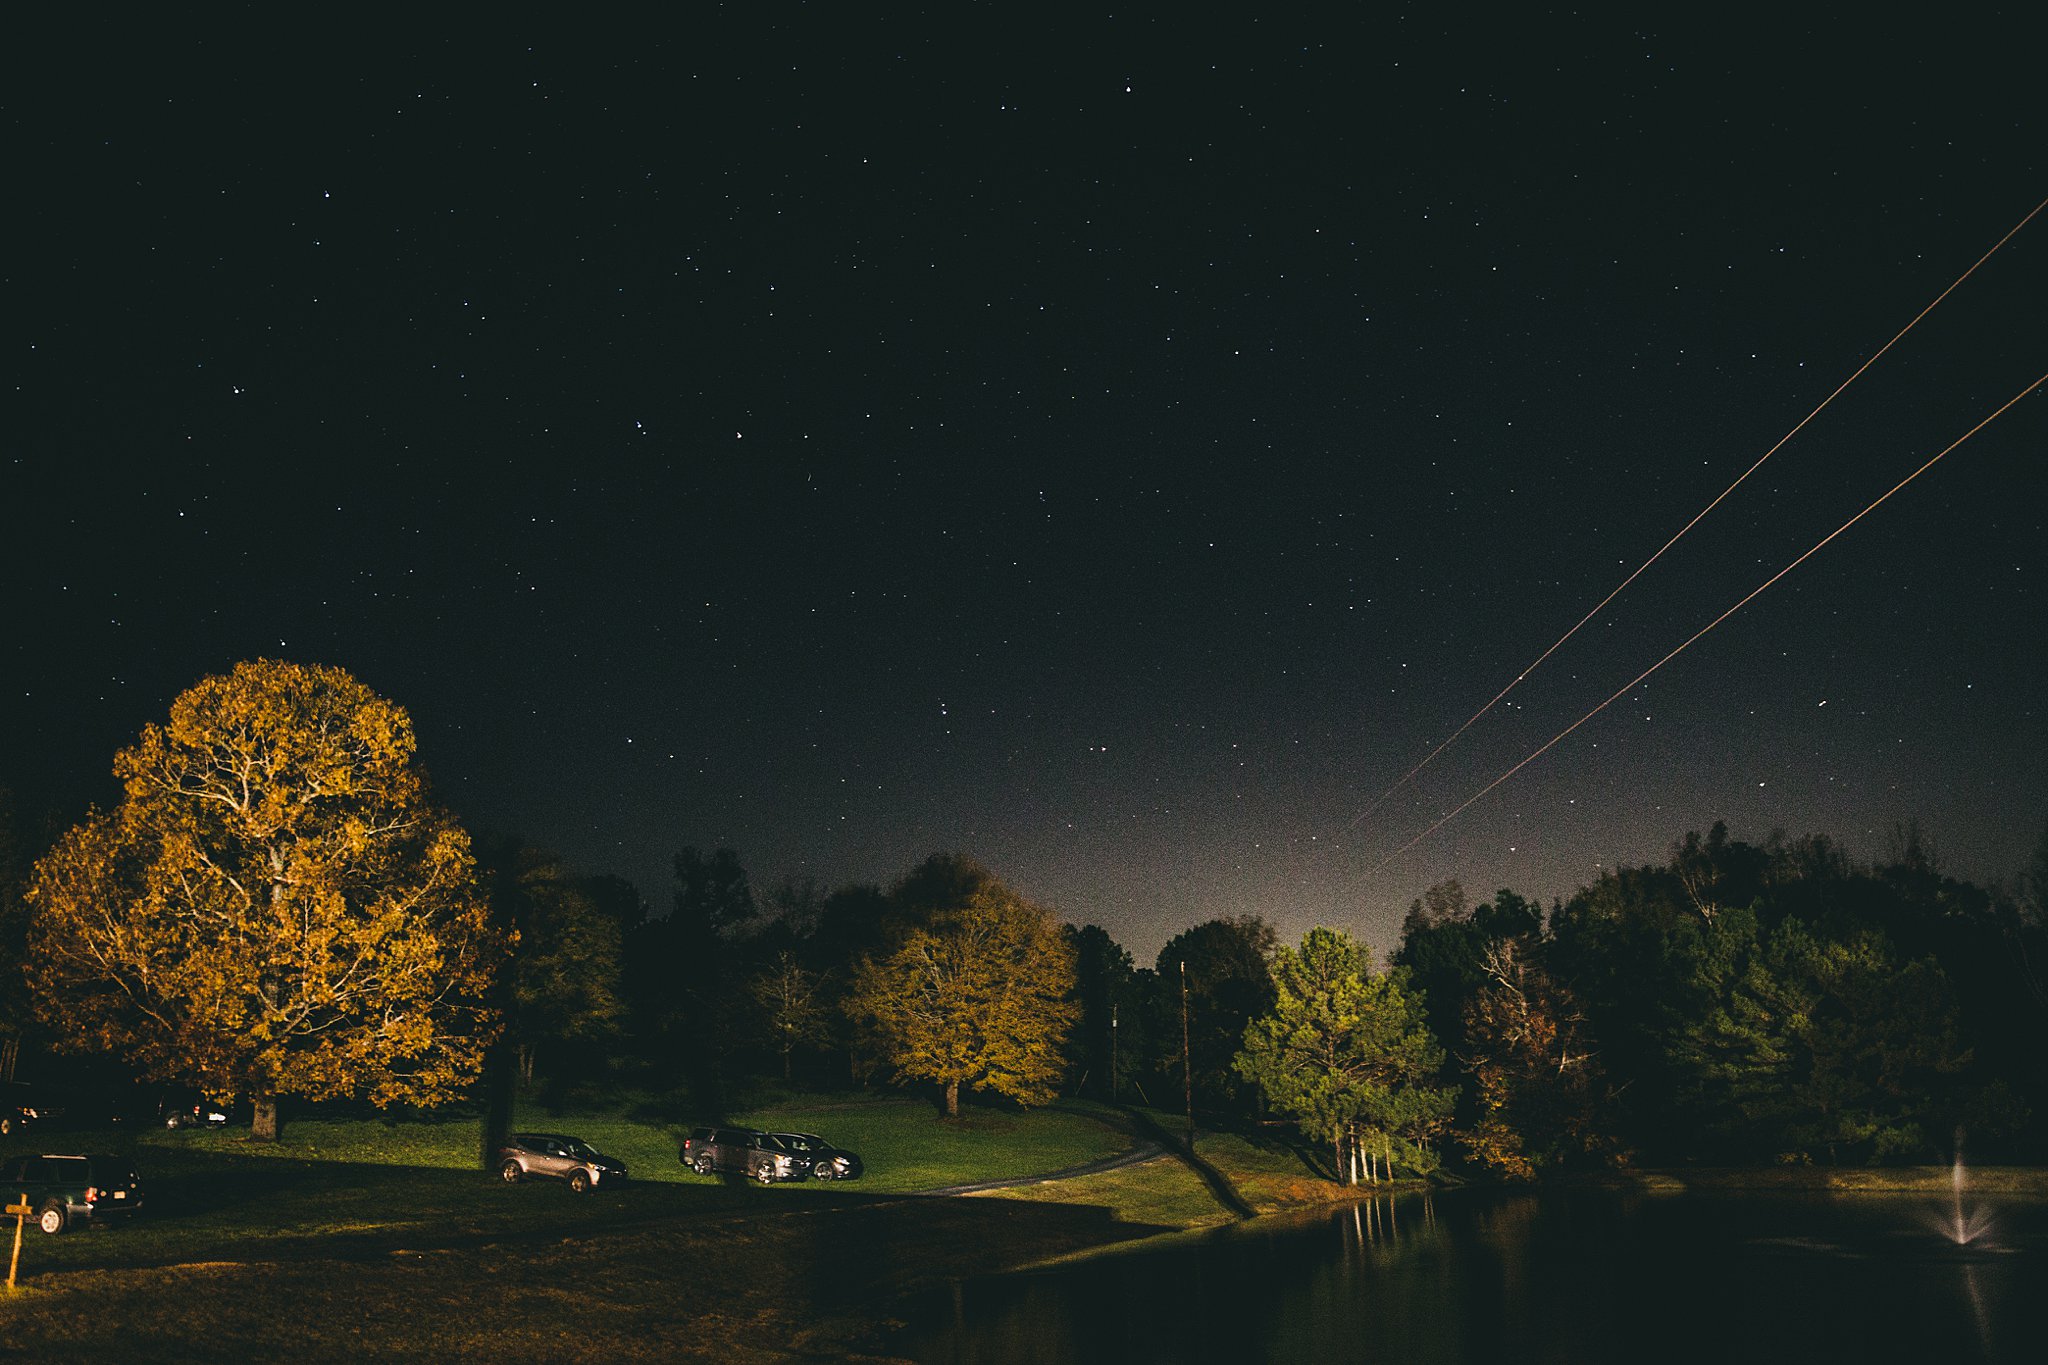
xmin=944 ymin=1079 xmax=960 ymax=1118
xmin=480 ymin=1040 xmax=517 ymax=1171
xmin=1337 ymin=1132 xmax=1349 ymax=1185
xmin=252 ymin=1093 xmax=281 ymax=1141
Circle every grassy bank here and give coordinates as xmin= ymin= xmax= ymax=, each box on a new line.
xmin=974 ymin=1117 xmax=1405 ymax=1231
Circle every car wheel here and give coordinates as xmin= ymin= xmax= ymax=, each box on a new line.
xmin=568 ymin=1169 xmax=592 ymax=1194
xmin=499 ymin=1159 xmax=524 ymax=1184
xmin=0 ymin=1117 xmax=12 ymax=1135
xmin=692 ymin=1152 xmax=715 ymax=1176
xmin=753 ymin=1160 xmax=775 ymax=1186
xmin=36 ymin=1202 xmax=66 ymax=1236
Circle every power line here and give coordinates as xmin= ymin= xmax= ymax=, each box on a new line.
xmin=1346 ymin=194 xmax=2048 ymax=833
xmin=1361 ymin=368 xmax=2048 ymax=878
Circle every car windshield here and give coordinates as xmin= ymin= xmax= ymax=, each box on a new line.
xmin=772 ymin=1133 xmax=823 ymax=1151
xmin=557 ymin=1139 xmax=598 ymax=1159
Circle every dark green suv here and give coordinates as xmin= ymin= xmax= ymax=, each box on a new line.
xmin=0 ymin=1154 xmax=145 ymax=1234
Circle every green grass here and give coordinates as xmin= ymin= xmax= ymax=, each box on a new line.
xmin=118 ymin=1091 xmax=1128 ymax=1190
xmin=729 ymin=1095 xmax=1128 ymax=1192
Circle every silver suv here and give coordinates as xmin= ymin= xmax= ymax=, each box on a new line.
xmin=496 ymin=1133 xmax=628 ymax=1193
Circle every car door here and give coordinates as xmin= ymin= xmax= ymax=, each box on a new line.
xmin=709 ymin=1130 xmax=739 ymax=1173
xmin=535 ymin=1139 xmax=575 ymax=1179
xmin=718 ymin=1130 xmax=755 ymax=1174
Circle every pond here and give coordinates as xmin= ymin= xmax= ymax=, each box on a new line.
xmin=900 ymin=1184 xmax=2048 ymax=1363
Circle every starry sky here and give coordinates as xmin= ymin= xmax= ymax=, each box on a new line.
xmin=9 ymin=14 xmax=2045 ymax=964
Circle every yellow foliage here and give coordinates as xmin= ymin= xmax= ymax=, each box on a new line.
xmin=25 ymin=659 xmax=508 ymax=1110
xmin=847 ymin=879 xmax=1077 ymax=1114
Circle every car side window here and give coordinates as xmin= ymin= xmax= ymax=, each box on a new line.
xmin=0 ymin=1158 xmax=23 ymax=1184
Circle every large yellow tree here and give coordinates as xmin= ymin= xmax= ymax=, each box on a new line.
xmin=846 ymin=869 xmax=1077 ymax=1118
xmin=26 ymin=660 xmax=506 ymax=1139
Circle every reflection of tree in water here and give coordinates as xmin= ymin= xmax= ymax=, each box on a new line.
xmin=1334 ymin=1191 xmax=1441 ymax=1259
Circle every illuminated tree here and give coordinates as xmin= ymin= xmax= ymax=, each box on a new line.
xmin=1235 ymin=927 xmax=1453 ymax=1183
xmin=845 ymin=869 xmax=1077 ymax=1118
xmin=25 ymin=660 xmax=507 ymax=1139
xmin=1395 ymin=882 xmax=1543 ymax=1077
xmin=1460 ymin=936 xmax=1612 ymax=1180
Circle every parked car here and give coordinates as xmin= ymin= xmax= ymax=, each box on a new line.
xmin=681 ymin=1126 xmax=794 ymax=1183
xmin=680 ymin=1126 xmax=863 ymax=1182
xmin=769 ymin=1131 xmax=864 ymax=1181
xmin=0 ymin=1153 xmax=146 ymax=1234
xmin=162 ymin=1098 xmax=230 ymax=1130
xmin=496 ymin=1133 xmax=628 ymax=1193
xmin=0 ymin=1083 xmax=62 ymax=1137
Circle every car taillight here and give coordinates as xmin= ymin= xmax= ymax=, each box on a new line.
xmin=85 ymin=1186 xmax=99 ymax=1202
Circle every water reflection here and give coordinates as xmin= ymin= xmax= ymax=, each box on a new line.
xmin=900 ymin=1188 xmax=2048 ymax=1364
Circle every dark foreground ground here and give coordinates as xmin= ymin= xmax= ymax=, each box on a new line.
xmin=2 ymin=1172 xmax=1170 ymax=1363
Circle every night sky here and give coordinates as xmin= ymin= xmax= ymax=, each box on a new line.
xmin=10 ymin=15 xmax=2045 ymax=964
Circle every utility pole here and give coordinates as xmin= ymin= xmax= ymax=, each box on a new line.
xmin=1180 ymin=959 xmax=1194 ymax=1151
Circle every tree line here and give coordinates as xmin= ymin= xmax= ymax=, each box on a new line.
xmin=4 ymin=661 xmax=2046 ymax=1181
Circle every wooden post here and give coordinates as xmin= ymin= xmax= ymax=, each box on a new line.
xmin=6 ymin=1194 xmax=31 ymax=1291
xmin=1179 ymin=960 xmax=1194 ymax=1151
xmin=1109 ymin=1003 xmax=1117 ymax=1104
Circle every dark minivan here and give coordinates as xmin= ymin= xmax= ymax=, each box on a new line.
xmin=682 ymin=1126 xmax=799 ymax=1183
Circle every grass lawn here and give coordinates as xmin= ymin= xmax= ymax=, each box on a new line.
xmin=729 ymin=1095 xmax=1129 ymax=1193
